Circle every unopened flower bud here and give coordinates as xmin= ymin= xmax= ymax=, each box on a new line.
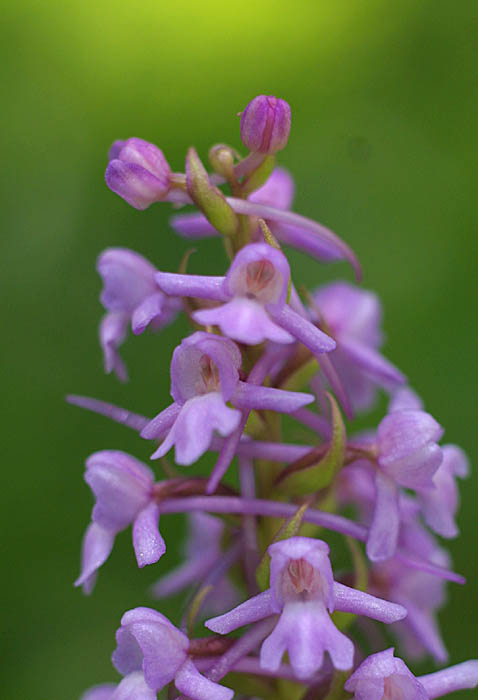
xmin=209 ymin=144 xmax=237 ymax=179
xmin=240 ymin=95 xmax=291 ymax=154
xmin=105 ymin=137 xmax=171 ymax=210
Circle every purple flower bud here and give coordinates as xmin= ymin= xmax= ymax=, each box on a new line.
xmin=75 ymin=451 xmax=165 ymax=593
xmin=108 ymin=140 xmax=127 ymax=162
xmin=112 ymin=607 xmax=233 ymax=699
xmin=240 ymin=95 xmax=291 ymax=154
xmin=105 ymin=137 xmax=171 ymax=209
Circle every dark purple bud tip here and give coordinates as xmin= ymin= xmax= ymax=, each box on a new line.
xmin=240 ymin=95 xmax=291 ymax=154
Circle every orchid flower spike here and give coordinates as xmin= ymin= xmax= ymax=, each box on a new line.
xmin=140 ymin=331 xmax=314 ymax=465
xmin=157 ymin=243 xmax=336 ymax=354
xmin=206 ymin=537 xmax=406 ymax=680
xmin=105 ymin=137 xmax=172 ymax=209
xmin=345 ymin=648 xmax=478 ymax=699
xmin=112 ymin=607 xmax=234 ymax=700
xmin=75 ymin=451 xmax=165 ymax=593
xmin=97 ymin=248 xmax=180 ymax=381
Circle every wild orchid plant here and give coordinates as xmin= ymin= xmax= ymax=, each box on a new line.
xmin=70 ymin=95 xmax=477 ymax=700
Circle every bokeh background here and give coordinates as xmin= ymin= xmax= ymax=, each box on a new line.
xmin=2 ymin=0 xmax=478 ymax=697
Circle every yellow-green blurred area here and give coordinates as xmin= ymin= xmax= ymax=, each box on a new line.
xmin=2 ymin=0 xmax=477 ymax=697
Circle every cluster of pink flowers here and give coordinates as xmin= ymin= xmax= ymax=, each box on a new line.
xmin=70 ymin=95 xmax=477 ymax=700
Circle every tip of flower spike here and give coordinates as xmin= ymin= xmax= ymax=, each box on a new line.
xmin=240 ymin=95 xmax=291 ymax=154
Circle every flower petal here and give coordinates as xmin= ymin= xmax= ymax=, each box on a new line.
xmin=206 ymin=590 xmax=275 ymax=634
xmin=113 ymin=613 xmax=188 ymax=690
xmin=152 ymin=394 xmax=241 ymax=466
xmin=97 ymin=248 xmax=157 ymax=314
xmin=378 ymin=411 xmax=443 ymax=461
xmin=85 ymin=451 xmax=154 ymax=532
xmin=170 ymin=212 xmax=219 ymax=238
xmin=156 ymin=272 xmax=228 ymax=301
xmin=333 ymin=582 xmax=406 ymax=623
xmin=340 ymin=339 xmax=405 ymax=387
xmin=273 ymin=221 xmax=346 ymax=261
xmin=400 ymin=602 xmax=448 ymax=663
xmin=250 ymin=167 xmax=295 ymax=210
xmin=111 ymin=672 xmax=156 ymax=700
xmin=389 ymin=387 xmax=424 ymax=413
xmin=268 ymin=304 xmax=336 ymax=354
xmin=261 ymin=601 xmax=354 ymax=678
xmin=419 ymin=660 xmax=478 ymax=698
xmin=75 ymin=523 xmax=115 ymax=593
xmin=227 ymin=197 xmax=362 ymax=279
xmin=367 ymin=472 xmax=400 ymax=562
xmin=80 ymin=684 xmax=116 ymax=700
xmin=175 ymin=659 xmax=234 ymax=700
xmin=194 ymin=298 xmax=294 ymax=345
xmin=105 ymin=161 xmax=168 ymax=210
xmin=131 ymin=292 xmax=166 ymax=334
xmin=233 ymin=382 xmax=313 ymax=412
xmin=378 ymin=411 xmax=444 ymax=489
xmin=140 ymin=402 xmax=181 ymax=440
xmin=345 ymin=649 xmax=428 ymax=700
xmin=419 ymin=444 xmax=469 ymax=538
xmin=100 ymin=312 xmax=129 ymax=382
xmin=133 ymin=502 xmax=165 ymax=567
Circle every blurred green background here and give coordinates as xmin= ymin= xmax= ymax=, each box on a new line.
xmin=2 ymin=0 xmax=477 ymax=697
